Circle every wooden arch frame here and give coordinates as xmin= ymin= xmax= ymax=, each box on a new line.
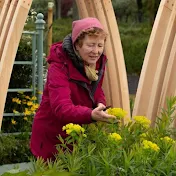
xmin=1 ymin=0 xmax=176 ymax=130
xmin=75 ymin=0 xmax=131 ymax=123
xmin=0 ymin=0 xmax=32 ymax=129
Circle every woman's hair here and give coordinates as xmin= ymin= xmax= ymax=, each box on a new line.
xmin=74 ymin=27 xmax=108 ymax=47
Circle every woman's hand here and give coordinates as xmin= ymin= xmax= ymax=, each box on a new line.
xmin=97 ymin=103 xmax=106 ymax=109
xmin=91 ymin=104 xmax=116 ymax=122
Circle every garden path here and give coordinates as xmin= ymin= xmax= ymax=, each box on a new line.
xmin=0 ymin=162 xmax=32 ymax=175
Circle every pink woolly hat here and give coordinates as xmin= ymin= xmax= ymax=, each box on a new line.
xmin=72 ymin=17 xmax=104 ymax=44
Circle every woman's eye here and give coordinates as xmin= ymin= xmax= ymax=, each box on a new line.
xmin=88 ymin=44 xmax=94 ymax=47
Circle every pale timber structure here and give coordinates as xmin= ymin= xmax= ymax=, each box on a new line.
xmin=0 ymin=0 xmax=176 ymax=130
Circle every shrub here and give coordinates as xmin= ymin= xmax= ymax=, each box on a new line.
xmin=2 ymin=97 xmax=176 ymax=175
xmin=119 ymin=22 xmax=151 ymax=75
xmin=51 ymin=18 xmax=72 ymax=43
xmin=2 ymin=92 xmax=39 ymax=133
xmin=0 ymin=133 xmax=31 ymax=165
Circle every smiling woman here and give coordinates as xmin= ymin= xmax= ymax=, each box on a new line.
xmin=74 ymin=28 xmax=107 ymax=81
xmin=30 ymin=17 xmax=116 ymax=160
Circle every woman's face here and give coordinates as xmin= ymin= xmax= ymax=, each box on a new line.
xmin=75 ymin=35 xmax=105 ymax=65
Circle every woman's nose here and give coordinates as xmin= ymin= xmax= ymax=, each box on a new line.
xmin=92 ymin=46 xmax=99 ymax=53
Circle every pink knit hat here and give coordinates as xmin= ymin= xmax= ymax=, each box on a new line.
xmin=72 ymin=17 xmax=104 ymax=44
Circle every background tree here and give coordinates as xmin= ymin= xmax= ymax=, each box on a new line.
xmin=112 ymin=0 xmax=137 ymax=23
xmin=31 ymin=0 xmax=74 ymax=19
xmin=143 ymin=0 xmax=161 ymax=25
xmin=136 ymin=0 xmax=143 ymax=22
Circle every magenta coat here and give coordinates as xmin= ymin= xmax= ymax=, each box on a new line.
xmin=30 ymin=37 xmax=107 ymax=160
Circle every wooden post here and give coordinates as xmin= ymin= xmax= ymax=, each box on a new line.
xmin=35 ymin=13 xmax=45 ymax=102
xmin=0 ymin=0 xmax=5 ymax=14
xmin=47 ymin=2 xmax=54 ymax=56
xmin=158 ymin=34 xmax=176 ymax=115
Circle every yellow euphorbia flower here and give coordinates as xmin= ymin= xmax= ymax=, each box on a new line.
xmin=11 ymin=119 xmax=17 ymax=125
xmin=62 ymin=123 xmax=86 ymax=136
xmin=142 ymin=140 xmax=160 ymax=152
xmin=133 ymin=116 xmax=151 ymax=128
xmin=27 ymin=101 xmax=33 ymax=106
xmin=140 ymin=133 xmax=147 ymax=140
xmin=13 ymin=110 xmax=19 ymax=114
xmin=24 ymin=108 xmax=32 ymax=116
xmin=109 ymin=133 xmax=122 ymax=142
xmin=12 ymin=98 xmax=21 ymax=104
xmin=107 ymin=108 xmax=127 ymax=119
xmin=12 ymin=98 xmax=17 ymax=102
xmin=38 ymin=91 xmax=43 ymax=95
xmin=32 ymin=104 xmax=39 ymax=110
xmin=160 ymin=136 xmax=175 ymax=145
xmin=23 ymin=117 xmax=28 ymax=121
xmin=25 ymin=96 xmax=30 ymax=100
xmin=31 ymin=96 xmax=37 ymax=101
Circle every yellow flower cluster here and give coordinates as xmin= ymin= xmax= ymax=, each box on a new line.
xmin=140 ymin=133 xmax=147 ymax=140
xmin=12 ymin=95 xmax=39 ymax=116
xmin=12 ymin=98 xmax=21 ymax=104
xmin=109 ymin=133 xmax=122 ymax=142
xmin=62 ymin=123 xmax=86 ymax=137
xmin=107 ymin=108 xmax=127 ymax=119
xmin=133 ymin=116 xmax=151 ymax=128
xmin=11 ymin=119 xmax=17 ymax=125
xmin=160 ymin=136 xmax=175 ymax=145
xmin=142 ymin=140 xmax=160 ymax=152
xmin=13 ymin=110 xmax=19 ymax=114
xmin=23 ymin=117 xmax=28 ymax=121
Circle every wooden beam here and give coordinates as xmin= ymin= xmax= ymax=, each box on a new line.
xmin=0 ymin=0 xmax=32 ymax=130
xmin=75 ymin=0 xmax=112 ymax=106
xmin=75 ymin=0 xmax=89 ymax=18
xmin=101 ymin=0 xmax=131 ymax=122
xmin=0 ymin=0 xmax=18 ymax=59
xmin=146 ymin=0 xmax=176 ymax=125
xmin=158 ymin=34 xmax=176 ymax=115
xmin=92 ymin=0 xmax=116 ymax=109
xmin=0 ymin=0 xmax=11 ymax=37
xmin=75 ymin=0 xmax=131 ymax=122
xmin=0 ymin=0 xmax=5 ymax=14
xmin=133 ymin=0 xmax=175 ymax=118
xmin=84 ymin=0 xmax=96 ymax=17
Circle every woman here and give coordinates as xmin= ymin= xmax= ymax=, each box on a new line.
xmin=30 ymin=17 xmax=115 ymax=160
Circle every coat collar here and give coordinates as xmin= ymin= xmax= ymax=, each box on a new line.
xmin=67 ymin=55 xmax=105 ymax=85
xmin=67 ymin=58 xmax=91 ymax=84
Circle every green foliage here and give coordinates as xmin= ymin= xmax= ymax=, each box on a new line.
xmin=10 ymin=35 xmax=33 ymax=88
xmin=24 ymin=17 xmax=72 ymax=53
xmin=2 ymin=97 xmax=176 ymax=175
xmin=1 ymin=170 xmax=30 ymax=176
xmin=2 ymin=92 xmax=40 ymax=133
xmin=112 ymin=0 xmax=137 ymax=22
xmin=119 ymin=23 xmax=151 ymax=75
xmin=51 ymin=19 xmax=150 ymax=75
xmin=52 ymin=18 xmax=72 ymax=43
xmin=24 ymin=10 xmax=150 ymax=75
xmin=0 ymin=133 xmax=31 ymax=165
xmin=30 ymin=0 xmax=53 ymax=19
xmin=3 ymin=35 xmax=33 ymax=132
